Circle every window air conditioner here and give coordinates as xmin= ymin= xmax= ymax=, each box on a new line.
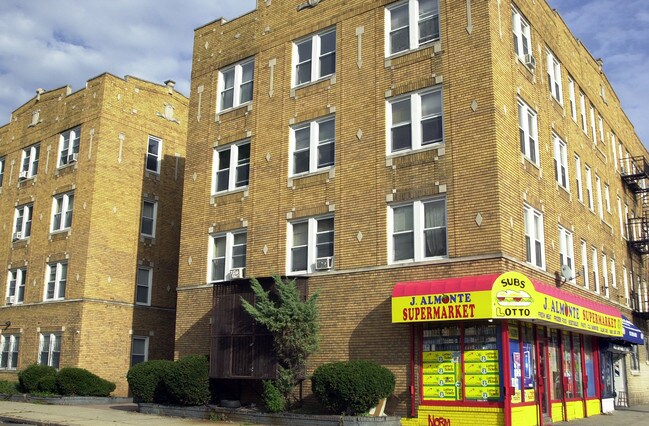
xmin=68 ymin=153 xmax=79 ymax=162
xmin=6 ymin=296 xmax=15 ymax=305
xmin=315 ymin=256 xmax=334 ymax=271
xmin=524 ymin=54 xmax=536 ymax=70
xmin=230 ymin=267 xmax=245 ymax=279
xmin=12 ymin=231 xmax=22 ymax=241
xmin=18 ymin=171 xmax=28 ymax=180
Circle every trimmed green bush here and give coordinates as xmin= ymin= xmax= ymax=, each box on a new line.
xmin=36 ymin=375 xmax=58 ymax=393
xmin=55 ymin=368 xmax=116 ymax=397
xmin=17 ymin=364 xmax=57 ymax=393
xmin=262 ymin=380 xmax=285 ymax=413
xmin=162 ymin=355 xmax=210 ymax=406
xmin=0 ymin=380 xmax=19 ymax=395
xmin=127 ymin=359 xmax=174 ymax=403
xmin=311 ymin=360 xmax=395 ymax=415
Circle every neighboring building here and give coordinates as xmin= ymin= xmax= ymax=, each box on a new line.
xmin=0 ymin=74 xmax=187 ymax=395
xmin=176 ymin=0 xmax=648 ymax=425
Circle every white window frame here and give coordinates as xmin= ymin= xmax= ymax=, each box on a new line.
xmin=568 ymin=76 xmax=577 ymax=121
xmin=0 ymin=335 xmax=20 ymax=370
xmin=58 ymin=126 xmax=80 ymax=168
xmin=574 ymin=155 xmax=583 ymax=203
xmin=604 ymin=184 xmax=611 ymax=213
xmin=581 ymin=240 xmax=589 ymax=289
xmin=217 ymin=58 xmax=255 ymax=112
xmin=293 ymin=28 xmax=336 ymax=87
xmin=617 ymin=196 xmax=624 ymax=238
xmin=585 ymin=166 xmax=594 ymax=211
xmin=44 ymin=262 xmax=67 ymax=301
xmin=208 ymin=230 xmax=247 ymax=282
xmin=518 ymin=98 xmax=538 ymax=165
xmin=595 ymin=174 xmax=603 ymax=219
xmin=611 ymin=258 xmax=617 ymax=289
xmin=19 ymin=143 xmax=40 ymax=180
xmin=290 ymin=116 xmax=335 ymax=176
xmin=579 ymin=92 xmax=587 ymax=133
xmin=591 ymin=247 xmax=599 ymax=293
xmin=51 ymin=192 xmax=74 ymax=233
xmin=213 ymin=140 xmax=250 ymax=194
xmin=136 ymin=267 xmax=152 ymax=306
xmin=387 ymin=87 xmax=443 ymax=154
xmin=524 ymin=204 xmax=545 ymax=269
xmin=140 ymin=200 xmax=157 ymax=238
xmin=38 ymin=333 xmax=61 ymax=368
xmin=558 ymin=226 xmax=574 ymax=281
xmin=288 ymin=216 xmax=335 ymax=273
xmin=145 ymin=136 xmax=162 ymax=174
xmin=602 ymin=253 xmax=609 ymax=297
xmin=546 ymin=49 xmax=563 ymax=103
xmin=624 ymin=203 xmax=629 ymax=239
xmin=553 ymin=133 xmax=569 ymax=190
xmin=6 ymin=268 xmax=26 ymax=305
xmin=131 ymin=336 xmax=149 ymax=366
xmin=590 ymin=104 xmax=597 ymax=144
xmin=0 ymin=157 xmax=4 ymax=187
xmin=512 ymin=6 xmax=532 ymax=61
xmin=611 ymin=133 xmax=618 ymax=172
xmin=386 ymin=0 xmax=440 ymax=57
xmin=623 ymin=266 xmax=629 ymax=306
xmin=598 ymin=115 xmax=604 ymax=143
xmin=13 ymin=204 xmax=33 ymax=240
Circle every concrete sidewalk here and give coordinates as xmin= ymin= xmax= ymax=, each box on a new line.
xmin=557 ymin=405 xmax=649 ymax=425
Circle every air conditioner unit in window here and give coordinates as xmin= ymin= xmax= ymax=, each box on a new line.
xmin=18 ymin=171 xmax=28 ymax=180
xmin=6 ymin=296 xmax=15 ymax=305
xmin=12 ymin=231 xmax=22 ymax=241
xmin=68 ymin=153 xmax=78 ymax=163
xmin=524 ymin=54 xmax=536 ymax=70
xmin=230 ymin=267 xmax=245 ymax=279
xmin=315 ymin=256 xmax=334 ymax=271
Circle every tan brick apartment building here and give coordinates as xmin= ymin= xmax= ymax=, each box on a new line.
xmin=0 ymin=73 xmax=187 ymax=395
xmin=176 ymin=0 xmax=649 ymax=425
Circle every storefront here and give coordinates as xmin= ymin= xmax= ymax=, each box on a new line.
xmin=393 ymin=271 xmax=623 ymax=426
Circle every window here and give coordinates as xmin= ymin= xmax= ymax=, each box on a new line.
xmin=0 ymin=335 xmax=19 ymax=370
xmin=390 ymin=198 xmax=447 ymax=263
xmin=13 ymin=204 xmax=33 ymax=240
xmin=589 ymin=104 xmax=597 ymax=144
xmin=386 ymin=0 xmax=439 ymax=56
xmin=0 ymin=157 xmax=5 ymax=187
xmin=217 ymin=58 xmax=255 ymax=111
xmin=579 ymin=92 xmax=587 ymax=133
xmin=623 ymin=266 xmax=629 ymax=305
xmin=136 ymin=267 xmax=152 ymax=305
xmin=6 ymin=268 xmax=26 ymax=305
xmin=604 ymin=184 xmax=611 ymax=213
xmin=209 ymin=230 xmax=247 ymax=282
xmin=546 ymin=49 xmax=563 ymax=103
xmin=288 ymin=216 xmax=334 ymax=273
xmin=598 ymin=115 xmax=604 ymax=143
xmin=591 ymin=247 xmax=599 ymax=293
xmin=131 ymin=336 xmax=149 ymax=366
xmin=602 ymin=253 xmax=609 ymax=297
xmin=574 ymin=155 xmax=583 ymax=202
xmin=51 ymin=192 xmax=74 ymax=232
xmin=38 ymin=333 xmax=61 ymax=368
xmin=512 ymin=6 xmax=532 ymax=61
xmin=291 ymin=116 xmax=336 ymax=175
xmin=595 ymin=175 xmax=603 ymax=219
xmin=585 ymin=166 xmax=593 ymax=211
xmin=518 ymin=98 xmax=538 ymax=164
xmin=146 ymin=136 xmax=162 ymax=173
xmin=388 ymin=87 xmax=443 ymax=153
xmin=581 ymin=240 xmax=589 ymax=289
xmin=558 ymin=226 xmax=574 ymax=276
xmin=213 ymin=140 xmax=250 ymax=193
xmin=553 ymin=133 xmax=568 ymax=190
xmin=630 ymin=345 xmax=640 ymax=371
xmin=45 ymin=262 xmax=67 ymax=301
xmin=294 ymin=28 xmax=335 ymax=86
xmin=617 ymin=196 xmax=624 ymax=237
xmin=624 ymin=203 xmax=629 ymax=239
xmin=140 ymin=200 xmax=157 ymax=238
xmin=19 ymin=143 xmax=40 ymax=180
xmin=58 ymin=126 xmax=80 ymax=167
xmin=611 ymin=133 xmax=618 ymax=171
xmin=568 ymin=76 xmax=576 ymax=121
xmin=524 ymin=204 xmax=544 ymax=269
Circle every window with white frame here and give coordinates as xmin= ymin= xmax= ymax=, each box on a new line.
xmin=288 ymin=216 xmax=334 ymax=273
xmin=294 ymin=28 xmax=335 ymax=86
xmin=45 ymin=262 xmax=67 ymax=301
xmin=518 ymin=98 xmax=538 ymax=164
xmin=553 ymin=133 xmax=569 ymax=190
xmin=38 ymin=333 xmax=61 ymax=368
xmin=58 ymin=126 xmax=80 ymax=167
xmin=611 ymin=133 xmax=618 ymax=171
xmin=131 ymin=336 xmax=149 ymax=366
xmin=611 ymin=257 xmax=617 ymax=289
xmin=390 ymin=198 xmax=447 ymax=263
xmin=6 ymin=268 xmax=26 ymax=305
xmin=579 ymin=92 xmax=588 ymax=133
xmin=141 ymin=200 xmax=157 ymax=238
xmin=136 ymin=267 xmax=152 ymax=305
xmin=585 ymin=166 xmax=593 ymax=211
xmin=604 ymin=184 xmax=610 ymax=213
xmin=624 ymin=203 xmax=629 ymax=239
xmin=591 ymin=247 xmax=599 ymax=293
xmin=512 ymin=6 xmax=532 ymax=61
xmin=558 ymin=225 xmax=574 ymax=277
xmin=575 ymin=155 xmax=583 ymax=202
xmin=598 ymin=115 xmax=604 ymax=143
xmin=617 ymin=196 xmax=624 ymax=237
xmin=581 ymin=240 xmax=589 ymax=289
xmin=524 ymin=204 xmax=544 ymax=269
xmin=595 ymin=175 xmax=603 ymax=219
xmin=590 ymin=104 xmax=597 ymax=144
xmin=217 ymin=58 xmax=255 ymax=111
xmin=51 ymin=192 xmax=74 ymax=232
xmin=146 ymin=136 xmax=162 ymax=173
xmin=13 ymin=204 xmax=33 ymax=241
xmin=623 ymin=267 xmax=629 ymax=305
xmin=386 ymin=0 xmax=440 ymax=56
xmin=290 ymin=116 xmax=335 ymax=175
xmin=213 ymin=140 xmax=250 ymax=193
xmin=388 ymin=87 xmax=443 ymax=153
xmin=568 ymin=76 xmax=576 ymax=121
xmin=0 ymin=157 xmax=5 ymax=187
xmin=209 ymin=230 xmax=247 ymax=282
xmin=546 ymin=49 xmax=563 ymax=103
xmin=602 ymin=253 xmax=609 ymax=297
xmin=0 ymin=335 xmax=20 ymax=370
xmin=19 ymin=143 xmax=40 ymax=180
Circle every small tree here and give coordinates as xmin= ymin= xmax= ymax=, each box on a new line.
xmin=241 ymin=275 xmax=319 ymax=410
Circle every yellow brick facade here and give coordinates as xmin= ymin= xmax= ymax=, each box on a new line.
xmin=0 ymin=74 xmax=187 ymax=395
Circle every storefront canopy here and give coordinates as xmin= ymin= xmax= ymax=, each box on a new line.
xmin=621 ymin=315 xmax=645 ymax=345
xmin=392 ymin=271 xmax=623 ymax=338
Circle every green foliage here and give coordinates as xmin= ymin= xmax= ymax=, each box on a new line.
xmin=55 ymin=367 xmax=116 ymax=397
xmin=36 ymin=375 xmax=58 ymax=393
xmin=126 ymin=359 xmax=174 ymax=403
xmin=262 ymin=380 xmax=285 ymax=413
xmin=0 ymin=380 xmax=19 ymax=395
xmin=17 ymin=364 xmax=57 ymax=393
xmin=162 ymin=355 xmax=210 ymax=406
xmin=311 ymin=360 xmax=396 ymax=415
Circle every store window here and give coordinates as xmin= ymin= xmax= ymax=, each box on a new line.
xmin=562 ymin=333 xmax=574 ymax=398
xmin=583 ymin=337 xmax=597 ymax=398
xmin=630 ymin=345 xmax=640 ymax=371
xmin=572 ymin=334 xmax=584 ymax=398
xmin=549 ymin=329 xmax=562 ymax=400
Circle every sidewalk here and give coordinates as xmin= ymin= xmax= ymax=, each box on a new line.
xmin=557 ymin=405 xmax=649 ymax=425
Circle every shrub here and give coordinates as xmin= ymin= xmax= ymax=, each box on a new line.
xmin=0 ymin=380 xmax=19 ymax=395
xmin=36 ymin=375 xmax=58 ymax=393
xmin=17 ymin=364 xmax=57 ymax=393
xmin=262 ymin=380 xmax=285 ymax=413
xmin=56 ymin=368 xmax=116 ymax=397
xmin=162 ymin=355 xmax=210 ymax=406
xmin=311 ymin=360 xmax=395 ymax=415
xmin=127 ymin=360 xmax=174 ymax=404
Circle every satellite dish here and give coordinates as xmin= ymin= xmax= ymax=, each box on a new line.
xmin=560 ymin=264 xmax=573 ymax=280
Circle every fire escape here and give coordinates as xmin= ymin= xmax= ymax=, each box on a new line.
xmin=620 ymin=156 xmax=649 ymax=319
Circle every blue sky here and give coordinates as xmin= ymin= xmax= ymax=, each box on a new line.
xmin=0 ymin=1 xmax=647 ymax=146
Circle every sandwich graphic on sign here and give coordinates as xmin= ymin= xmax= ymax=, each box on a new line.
xmin=496 ymin=289 xmax=532 ymax=307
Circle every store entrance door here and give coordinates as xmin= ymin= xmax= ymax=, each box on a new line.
xmin=538 ymin=338 xmax=552 ymax=425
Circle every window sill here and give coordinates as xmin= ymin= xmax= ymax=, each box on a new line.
xmin=385 ymin=39 xmax=441 ymax=65
xmin=11 ymin=239 xmax=29 ymax=247
xmin=140 ymin=236 xmax=156 ymax=246
xmin=49 ymin=230 xmax=71 ymax=242
xmin=216 ymin=103 xmax=252 ymax=122
xmin=387 ymin=143 xmax=444 ymax=161
xmin=290 ymin=75 xmax=336 ymax=98
xmin=144 ymin=170 xmax=161 ymax=180
xmin=211 ymin=188 xmax=249 ymax=205
xmin=17 ymin=176 xmax=36 ymax=187
xmin=389 ymin=256 xmax=449 ymax=266
xmin=288 ymin=167 xmax=334 ymax=186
